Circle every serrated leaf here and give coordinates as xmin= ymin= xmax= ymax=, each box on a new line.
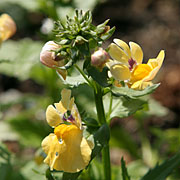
xmin=87 ymin=66 xmax=110 ymax=87
xmin=112 ymin=84 xmax=160 ymax=99
xmin=60 ymin=74 xmax=87 ymax=87
xmin=104 ymin=94 xmax=147 ymax=119
xmin=141 ymin=151 xmax=180 ymax=180
xmin=121 ymin=158 xmax=131 ymax=180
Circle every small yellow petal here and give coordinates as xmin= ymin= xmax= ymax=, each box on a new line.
xmin=71 ymin=104 xmax=82 ymax=129
xmin=129 ymin=41 xmax=143 ymax=64
xmin=46 ymin=105 xmax=63 ymax=127
xmin=61 ymin=89 xmax=71 ymax=110
xmin=147 ymin=58 xmax=158 ymax=69
xmin=110 ymin=64 xmax=131 ymax=81
xmin=130 ymin=64 xmax=152 ymax=82
xmin=109 ymin=43 xmax=129 ymax=64
xmin=54 ymin=91 xmax=74 ymax=114
xmin=131 ymin=80 xmax=153 ymax=90
xmin=147 ymin=50 xmax=165 ymax=69
xmin=113 ymin=39 xmax=131 ymax=58
xmin=156 ymin=50 xmax=165 ymax=66
xmin=145 ymin=50 xmax=165 ymax=81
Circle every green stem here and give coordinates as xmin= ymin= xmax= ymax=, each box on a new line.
xmin=74 ymin=64 xmax=93 ymax=87
xmin=94 ymin=82 xmax=111 ymax=180
xmin=75 ymin=64 xmax=111 ymax=179
xmin=106 ymin=92 xmax=113 ymax=123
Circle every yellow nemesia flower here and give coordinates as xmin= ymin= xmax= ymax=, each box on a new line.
xmin=107 ymin=39 xmax=165 ymax=90
xmin=41 ymin=89 xmax=94 ymax=173
xmin=107 ymin=38 xmax=143 ymax=81
xmin=0 ymin=14 xmax=16 ymax=43
xmin=130 ymin=50 xmax=165 ymax=90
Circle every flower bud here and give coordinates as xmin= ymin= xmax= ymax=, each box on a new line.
xmin=0 ymin=14 xmax=16 ymax=42
xmin=91 ymin=48 xmax=109 ymax=69
xmin=40 ymin=41 xmax=61 ymax=68
xmin=40 ymin=41 xmax=67 ymax=80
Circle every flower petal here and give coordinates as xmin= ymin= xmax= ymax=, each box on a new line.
xmin=129 ymin=41 xmax=143 ymax=64
xmin=147 ymin=50 xmax=165 ymax=69
xmin=113 ymin=39 xmax=131 ymax=58
xmin=109 ymin=43 xmax=129 ymax=64
xmin=71 ymin=104 xmax=82 ymax=129
xmin=110 ymin=64 xmax=131 ymax=81
xmin=61 ymin=89 xmax=71 ymax=110
xmin=131 ymin=80 xmax=153 ymax=90
xmin=41 ymin=133 xmax=66 ymax=170
xmin=42 ymin=124 xmax=92 ymax=173
xmin=145 ymin=50 xmax=165 ymax=82
xmin=130 ymin=64 xmax=152 ymax=82
xmin=46 ymin=105 xmax=63 ymax=127
xmin=0 ymin=14 xmax=16 ymax=42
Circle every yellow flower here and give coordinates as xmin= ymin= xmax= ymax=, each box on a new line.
xmin=107 ymin=39 xmax=143 ymax=81
xmin=41 ymin=89 xmax=94 ymax=173
xmin=107 ymin=39 xmax=165 ymax=90
xmin=0 ymin=14 xmax=16 ymax=43
xmin=130 ymin=50 xmax=165 ymax=90
xmin=40 ymin=41 xmax=67 ymax=80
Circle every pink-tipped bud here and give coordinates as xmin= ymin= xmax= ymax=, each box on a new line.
xmin=40 ymin=41 xmax=61 ymax=68
xmin=91 ymin=48 xmax=109 ymax=68
xmin=0 ymin=14 xmax=16 ymax=42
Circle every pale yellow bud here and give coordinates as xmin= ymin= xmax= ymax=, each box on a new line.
xmin=91 ymin=48 xmax=109 ymax=69
xmin=0 ymin=14 xmax=16 ymax=42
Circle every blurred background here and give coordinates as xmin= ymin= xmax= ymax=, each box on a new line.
xmin=0 ymin=0 xmax=180 ymax=179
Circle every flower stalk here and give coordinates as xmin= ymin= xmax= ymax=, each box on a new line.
xmin=94 ymin=82 xmax=111 ymax=180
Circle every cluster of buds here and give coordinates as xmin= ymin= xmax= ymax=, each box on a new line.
xmin=0 ymin=13 xmax=16 ymax=43
xmin=91 ymin=48 xmax=109 ymax=70
xmin=40 ymin=41 xmax=67 ymax=80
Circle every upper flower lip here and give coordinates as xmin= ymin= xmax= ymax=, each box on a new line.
xmin=109 ymin=38 xmax=143 ymax=65
xmin=46 ymin=88 xmax=82 ymax=129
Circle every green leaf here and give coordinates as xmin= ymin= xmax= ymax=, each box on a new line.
xmin=83 ymin=117 xmax=99 ymax=127
xmin=104 ymin=94 xmax=147 ymax=119
xmin=46 ymin=168 xmax=55 ymax=180
xmin=91 ymin=124 xmax=110 ymax=159
xmin=141 ymin=151 xmax=180 ymax=180
xmin=121 ymin=157 xmax=131 ymax=180
xmin=62 ymin=172 xmax=81 ymax=180
xmin=87 ymin=66 xmax=110 ymax=87
xmin=0 ymin=39 xmax=43 ymax=80
xmin=61 ymin=74 xmax=87 ymax=87
xmin=112 ymin=84 xmax=160 ymax=99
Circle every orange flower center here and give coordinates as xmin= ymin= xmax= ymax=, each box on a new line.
xmin=130 ymin=64 xmax=152 ymax=82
